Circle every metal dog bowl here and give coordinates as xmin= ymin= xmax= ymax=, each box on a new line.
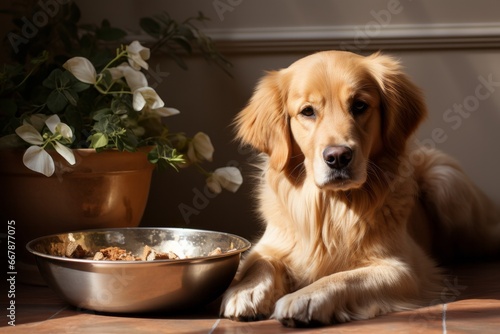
xmin=27 ymin=228 xmax=251 ymax=313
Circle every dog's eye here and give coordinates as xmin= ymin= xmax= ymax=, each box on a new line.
xmin=350 ymin=100 xmax=369 ymax=116
xmin=300 ymin=106 xmax=315 ymax=118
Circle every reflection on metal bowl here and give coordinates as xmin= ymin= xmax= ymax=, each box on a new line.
xmin=27 ymin=228 xmax=251 ymax=313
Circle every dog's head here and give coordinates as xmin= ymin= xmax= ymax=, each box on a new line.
xmin=235 ymin=51 xmax=427 ymax=191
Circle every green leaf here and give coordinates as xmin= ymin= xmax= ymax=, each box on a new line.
xmin=60 ymin=71 xmax=74 ymax=86
xmin=71 ymin=81 xmax=90 ymax=93
xmin=101 ymin=70 xmax=113 ymax=87
xmin=92 ymin=117 xmax=109 ymax=132
xmin=89 ymin=50 xmax=113 ymax=69
xmin=92 ymin=108 xmax=113 ymax=121
xmin=121 ymin=130 xmax=138 ymax=150
xmin=46 ymin=90 xmax=68 ymax=112
xmin=140 ymin=17 xmax=161 ymax=37
xmin=147 ymin=147 xmax=159 ymax=163
xmin=43 ymin=69 xmax=63 ymax=89
xmin=173 ymin=36 xmax=193 ymax=54
xmin=157 ymin=12 xmax=174 ymax=27
xmin=101 ymin=19 xmax=111 ymax=28
xmin=90 ymin=132 xmax=108 ymax=148
xmin=176 ymin=25 xmax=195 ymax=40
xmin=62 ymin=89 xmax=79 ymax=106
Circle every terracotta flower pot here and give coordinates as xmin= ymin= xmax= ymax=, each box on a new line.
xmin=0 ymin=148 xmax=155 ymax=284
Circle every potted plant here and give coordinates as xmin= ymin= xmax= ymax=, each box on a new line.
xmin=0 ymin=1 xmax=242 ymax=283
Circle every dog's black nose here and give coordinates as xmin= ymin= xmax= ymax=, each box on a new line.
xmin=323 ymin=146 xmax=353 ymax=169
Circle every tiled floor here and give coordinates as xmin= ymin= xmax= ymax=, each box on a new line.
xmin=2 ymin=261 xmax=499 ymax=333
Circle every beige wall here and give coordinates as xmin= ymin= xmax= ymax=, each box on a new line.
xmin=75 ymin=0 xmax=500 ymax=240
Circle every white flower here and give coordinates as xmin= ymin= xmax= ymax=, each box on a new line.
xmin=15 ymin=124 xmax=44 ymax=145
xmin=154 ymin=107 xmax=180 ymax=117
xmin=110 ymin=63 xmax=177 ymax=119
xmin=22 ymin=146 xmax=55 ymax=177
xmin=63 ymin=57 xmax=97 ymax=84
xmin=26 ymin=114 xmax=48 ymax=132
xmin=187 ymin=132 xmax=214 ymax=163
xmin=144 ymin=106 xmax=180 ymax=118
xmin=133 ymin=87 xmax=164 ymax=111
xmin=126 ymin=41 xmax=150 ymax=70
xmin=206 ymin=167 xmax=243 ymax=194
xmin=53 ymin=141 xmax=76 ymax=166
xmin=104 ymin=62 xmax=178 ymax=120
xmin=46 ymin=115 xmax=73 ymax=140
xmin=15 ymin=115 xmax=76 ymax=176
xmin=106 ymin=66 xmax=125 ymax=81
xmin=119 ymin=63 xmax=148 ymax=91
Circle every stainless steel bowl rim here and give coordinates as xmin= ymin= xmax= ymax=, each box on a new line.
xmin=26 ymin=227 xmax=251 ymax=264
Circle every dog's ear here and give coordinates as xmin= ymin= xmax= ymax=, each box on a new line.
xmin=234 ymin=70 xmax=291 ymax=171
xmin=366 ymin=53 xmax=428 ymax=156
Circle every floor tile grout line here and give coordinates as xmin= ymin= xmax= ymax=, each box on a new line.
xmin=47 ymin=305 xmax=69 ymax=321
xmin=208 ymin=318 xmax=221 ymax=334
xmin=442 ymin=303 xmax=447 ymax=334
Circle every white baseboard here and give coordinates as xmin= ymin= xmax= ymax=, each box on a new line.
xmin=204 ymin=22 xmax=500 ymax=53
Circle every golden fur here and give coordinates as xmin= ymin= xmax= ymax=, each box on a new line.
xmin=220 ymin=51 xmax=500 ymax=327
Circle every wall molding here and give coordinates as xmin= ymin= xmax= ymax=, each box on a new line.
xmin=204 ymin=22 xmax=500 ymax=53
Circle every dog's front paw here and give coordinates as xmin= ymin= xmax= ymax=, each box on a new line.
xmin=273 ymin=289 xmax=356 ymax=327
xmin=272 ymin=291 xmax=332 ymax=327
xmin=220 ymin=277 xmax=277 ymax=322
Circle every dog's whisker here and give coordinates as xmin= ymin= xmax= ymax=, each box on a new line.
xmin=289 ymin=159 xmax=306 ymax=181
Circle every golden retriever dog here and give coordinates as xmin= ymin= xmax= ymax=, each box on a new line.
xmin=220 ymin=51 xmax=500 ymax=327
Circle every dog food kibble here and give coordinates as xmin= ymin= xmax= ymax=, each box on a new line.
xmin=62 ymin=243 xmax=232 ymax=261
xmin=208 ymin=247 xmax=222 ymax=256
xmin=65 ymin=241 xmax=88 ymax=258
xmin=141 ymin=245 xmax=179 ymax=261
xmin=93 ymin=247 xmax=137 ymax=261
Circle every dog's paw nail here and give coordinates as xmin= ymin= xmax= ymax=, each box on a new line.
xmin=279 ymin=317 xmax=296 ymax=327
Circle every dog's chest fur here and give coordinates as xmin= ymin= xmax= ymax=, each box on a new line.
xmin=257 ymin=160 xmax=419 ymax=287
